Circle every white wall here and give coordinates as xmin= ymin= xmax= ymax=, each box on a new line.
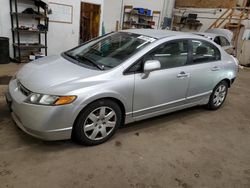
xmin=0 ymin=0 xmax=13 ymax=57
xmin=102 ymin=0 xmax=122 ymax=33
xmin=47 ymin=0 xmax=81 ymax=55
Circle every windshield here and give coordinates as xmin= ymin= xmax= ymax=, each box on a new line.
xmin=64 ymin=32 xmax=156 ymax=70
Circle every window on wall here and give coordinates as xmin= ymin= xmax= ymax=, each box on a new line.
xmin=144 ymin=40 xmax=188 ymax=69
xmin=191 ymin=40 xmax=221 ymax=64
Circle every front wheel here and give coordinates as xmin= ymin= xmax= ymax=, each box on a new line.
xmin=72 ymin=99 xmax=122 ymax=146
xmin=207 ymin=81 xmax=228 ymax=110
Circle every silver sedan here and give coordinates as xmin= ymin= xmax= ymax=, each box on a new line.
xmin=6 ymin=29 xmax=239 ymax=145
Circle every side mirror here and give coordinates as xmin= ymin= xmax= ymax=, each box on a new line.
xmin=144 ymin=60 xmax=161 ymax=72
xmin=142 ymin=60 xmax=161 ymax=79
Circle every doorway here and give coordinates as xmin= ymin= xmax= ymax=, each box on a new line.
xmin=80 ymin=2 xmax=101 ymax=43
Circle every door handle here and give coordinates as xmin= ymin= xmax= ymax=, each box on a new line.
xmin=211 ymin=66 xmax=220 ymax=71
xmin=177 ymin=71 xmax=189 ymax=78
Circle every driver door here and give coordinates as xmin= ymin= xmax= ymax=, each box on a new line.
xmin=132 ymin=39 xmax=190 ymax=120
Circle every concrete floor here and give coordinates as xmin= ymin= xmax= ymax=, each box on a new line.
xmin=0 ymin=63 xmax=250 ymax=188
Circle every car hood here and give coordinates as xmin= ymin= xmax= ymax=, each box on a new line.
xmin=17 ymin=55 xmax=105 ymax=94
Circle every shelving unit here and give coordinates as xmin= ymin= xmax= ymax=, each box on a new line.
xmin=9 ymin=0 xmax=49 ymax=63
xmin=122 ymin=5 xmax=161 ymax=30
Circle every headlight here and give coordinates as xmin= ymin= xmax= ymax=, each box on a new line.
xmin=25 ymin=93 xmax=77 ymax=106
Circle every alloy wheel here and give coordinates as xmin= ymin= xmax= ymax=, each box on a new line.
xmin=213 ymin=85 xmax=227 ymax=107
xmin=83 ymin=107 xmax=117 ymax=141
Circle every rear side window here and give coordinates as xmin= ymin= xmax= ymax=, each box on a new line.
xmin=191 ymin=40 xmax=221 ymax=64
xmin=219 ymin=36 xmax=230 ymax=47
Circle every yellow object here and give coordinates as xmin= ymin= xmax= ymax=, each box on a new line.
xmin=55 ymin=96 xmax=77 ymax=105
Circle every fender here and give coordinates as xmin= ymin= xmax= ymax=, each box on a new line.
xmin=70 ymin=90 xmax=133 ymax=126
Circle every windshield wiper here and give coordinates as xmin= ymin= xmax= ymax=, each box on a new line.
xmin=77 ymin=55 xmax=104 ymax=70
xmin=65 ymin=52 xmax=79 ymax=61
xmin=65 ymin=52 xmax=103 ymax=70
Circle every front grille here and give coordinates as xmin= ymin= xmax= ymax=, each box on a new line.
xmin=17 ymin=80 xmax=31 ymax=96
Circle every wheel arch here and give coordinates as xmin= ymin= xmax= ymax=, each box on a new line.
xmin=218 ymin=78 xmax=231 ymax=88
xmin=72 ymin=96 xmax=127 ymax=135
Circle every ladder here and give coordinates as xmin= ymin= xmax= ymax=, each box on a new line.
xmin=208 ymin=0 xmax=249 ymax=45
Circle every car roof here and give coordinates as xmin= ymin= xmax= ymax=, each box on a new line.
xmin=121 ymin=29 xmax=195 ymax=39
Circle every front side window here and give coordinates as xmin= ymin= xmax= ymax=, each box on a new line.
xmin=65 ymin=32 xmax=155 ymax=70
xmin=144 ymin=40 xmax=188 ymax=69
xmin=191 ymin=40 xmax=221 ymax=64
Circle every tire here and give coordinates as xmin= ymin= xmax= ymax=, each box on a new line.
xmin=207 ymin=80 xmax=228 ymax=110
xmin=72 ymin=99 xmax=122 ymax=146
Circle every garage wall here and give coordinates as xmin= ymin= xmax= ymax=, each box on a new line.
xmin=173 ymin=8 xmax=227 ymax=32
xmin=102 ymin=0 xmax=122 ymax=33
xmin=175 ymin=0 xmax=236 ymax=8
xmin=174 ymin=0 xmax=250 ymax=32
xmin=0 ymin=0 xmax=13 ymax=57
xmin=123 ymin=0 xmax=165 ymax=13
xmin=0 ymin=0 xmax=82 ymax=57
xmin=1 ymin=0 xmax=170 ymax=58
xmin=174 ymin=8 xmax=250 ymax=32
xmin=124 ymin=0 xmax=166 ymax=28
xmin=47 ymin=0 xmax=81 ymax=55
xmin=102 ymin=0 xmax=167 ymax=33
xmin=48 ymin=0 xmax=104 ymax=55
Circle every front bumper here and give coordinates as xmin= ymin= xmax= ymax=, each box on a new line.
xmin=6 ymin=80 xmax=75 ymax=141
xmin=11 ymin=112 xmax=72 ymax=140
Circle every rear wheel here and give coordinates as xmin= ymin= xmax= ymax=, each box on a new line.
xmin=207 ymin=81 xmax=228 ymax=110
xmin=72 ymin=99 xmax=122 ymax=146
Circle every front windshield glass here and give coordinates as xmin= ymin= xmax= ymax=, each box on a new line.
xmin=65 ymin=32 xmax=156 ymax=70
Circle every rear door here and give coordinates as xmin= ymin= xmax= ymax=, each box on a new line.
xmin=185 ymin=39 xmax=223 ymax=104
